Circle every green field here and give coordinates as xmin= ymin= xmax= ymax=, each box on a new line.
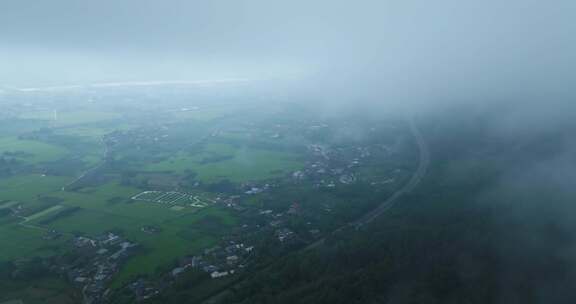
xmin=47 ymin=208 xmax=143 ymax=235
xmin=0 ymin=276 xmax=78 ymax=304
xmin=0 ymin=137 xmax=68 ymax=163
xmin=25 ymin=205 xmax=63 ymax=221
xmin=172 ymin=107 xmax=240 ymax=122
xmin=0 ymin=174 xmax=238 ymax=284
xmin=0 ymin=225 xmax=67 ymax=261
xmin=0 ymin=105 xmax=306 ymax=291
xmin=53 ymin=182 xmax=198 ymax=221
xmin=112 ymin=207 xmax=237 ymax=286
xmin=0 ymin=201 xmax=19 ymax=209
xmin=0 ymin=174 xmax=71 ymax=206
xmin=19 ymin=111 xmax=121 ymax=127
xmin=144 ymin=143 xmax=304 ymax=182
xmin=0 ymin=176 xmax=239 ymax=283
xmin=0 ymin=174 xmax=225 ymax=268
xmin=55 ymin=123 xmax=135 ymax=139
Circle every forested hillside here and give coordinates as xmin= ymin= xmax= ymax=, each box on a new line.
xmin=150 ymin=104 xmax=576 ymax=304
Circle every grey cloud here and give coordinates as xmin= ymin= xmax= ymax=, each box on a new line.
xmin=0 ymin=0 xmax=574 ymax=100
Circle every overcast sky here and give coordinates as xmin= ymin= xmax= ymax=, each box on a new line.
xmin=0 ymin=0 xmax=574 ymax=91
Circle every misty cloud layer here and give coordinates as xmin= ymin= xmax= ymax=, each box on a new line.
xmin=1 ymin=0 xmax=574 ymax=97
xmin=1 ymin=2 xmax=575 ymax=302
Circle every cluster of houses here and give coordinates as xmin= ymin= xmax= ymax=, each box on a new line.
xmin=290 ymin=142 xmax=394 ymax=189
xmin=170 ymin=240 xmax=254 ymax=280
xmin=125 ymin=239 xmax=257 ymax=300
xmin=64 ymin=233 xmax=138 ymax=304
xmin=128 ymin=279 xmax=160 ymax=302
xmin=256 ymin=207 xmax=299 ymax=243
xmin=116 ymin=121 xmax=402 ymax=301
xmin=124 ymin=198 xmax=307 ymax=301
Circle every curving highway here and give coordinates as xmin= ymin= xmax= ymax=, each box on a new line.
xmin=352 ymin=115 xmax=430 ymax=227
xmin=203 ymin=115 xmax=430 ymax=304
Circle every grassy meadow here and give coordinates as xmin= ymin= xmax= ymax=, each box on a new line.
xmin=0 ymin=105 xmax=304 ymax=289
xmin=144 ymin=143 xmax=304 ymax=182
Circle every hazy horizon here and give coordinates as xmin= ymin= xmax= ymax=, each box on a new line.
xmin=1 ymin=2 xmax=576 ymax=303
xmin=1 ymin=0 xmax=574 ymax=102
